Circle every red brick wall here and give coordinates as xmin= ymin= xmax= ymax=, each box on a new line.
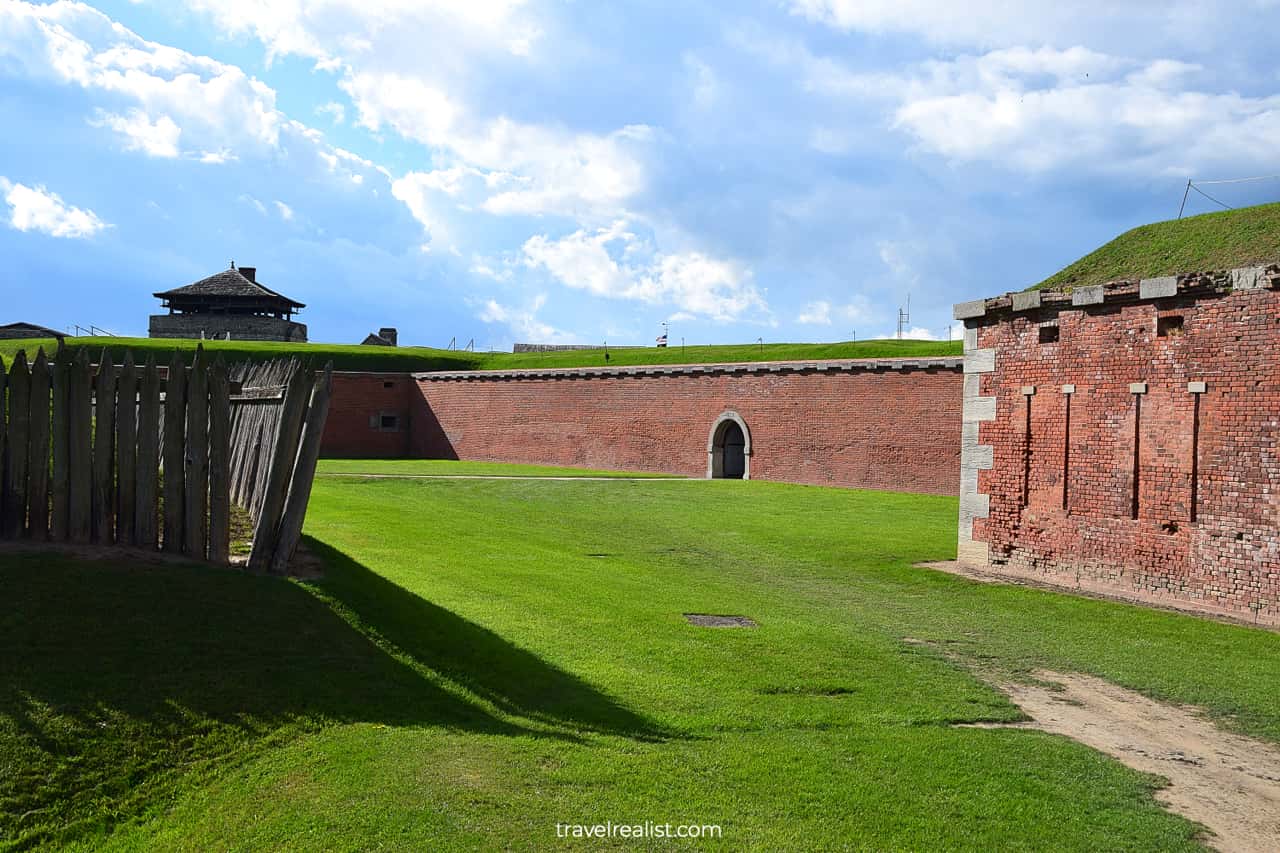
xmin=410 ymin=366 xmax=963 ymax=494
xmin=970 ymin=284 xmax=1280 ymax=624
xmin=321 ymin=372 xmax=412 ymax=457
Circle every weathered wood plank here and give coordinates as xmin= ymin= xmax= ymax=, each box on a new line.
xmin=245 ymin=358 xmax=288 ymax=518
xmin=50 ymin=347 xmax=70 ymax=541
xmin=208 ymin=357 xmax=231 ymax=564
xmin=135 ymin=355 xmax=161 ymax=548
xmin=91 ymin=353 xmax=116 ymax=545
xmin=270 ymin=363 xmax=333 ymax=574
xmin=162 ymin=351 xmax=186 ymax=553
xmin=26 ymin=350 xmax=51 ymax=541
xmin=183 ymin=346 xmax=209 ymax=558
xmin=115 ymin=351 xmax=137 ymax=546
xmin=247 ymin=364 xmax=312 ymax=573
xmin=2 ymin=352 xmax=30 ymax=538
xmin=67 ymin=349 xmax=92 ymax=543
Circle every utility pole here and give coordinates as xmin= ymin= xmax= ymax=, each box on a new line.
xmin=897 ymin=294 xmax=911 ymax=340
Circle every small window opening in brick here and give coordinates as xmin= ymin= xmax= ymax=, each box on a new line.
xmin=1038 ymin=325 xmax=1060 ymax=344
xmin=380 ymin=414 xmax=399 ymax=431
xmin=383 ymin=380 xmax=395 ymax=389
xmin=1157 ymin=315 xmax=1185 ymax=337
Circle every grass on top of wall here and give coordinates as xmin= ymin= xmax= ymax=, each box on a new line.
xmin=1034 ymin=201 xmax=1280 ymax=291
xmin=0 ymin=336 xmax=961 ymax=375
xmin=4 ymin=470 xmax=1279 ymax=849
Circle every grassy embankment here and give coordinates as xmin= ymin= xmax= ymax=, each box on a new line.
xmin=0 ymin=337 xmax=961 ymax=375
xmin=1034 ymin=201 xmax=1280 ymax=291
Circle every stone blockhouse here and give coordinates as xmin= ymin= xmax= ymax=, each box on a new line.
xmin=954 ymin=265 xmax=1280 ymax=624
xmin=0 ymin=322 xmax=64 ymax=341
xmin=150 ymin=265 xmax=307 ymax=342
xmin=360 ymin=328 xmax=398 ymax=346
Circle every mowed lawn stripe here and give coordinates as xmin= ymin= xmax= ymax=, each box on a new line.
xmin=6 ymin=473 xmax=1276 ymax=849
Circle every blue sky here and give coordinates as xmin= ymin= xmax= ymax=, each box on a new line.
xmin=2 ymin=1 xmax=1279 ymax=349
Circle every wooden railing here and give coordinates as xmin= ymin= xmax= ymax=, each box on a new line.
xmin=0 ymin=346 xmax=331 ymax=574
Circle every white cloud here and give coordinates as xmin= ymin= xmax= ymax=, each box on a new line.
xmin=274 ymin=200 xmax=294 ymax=221
xmin=470 ymin=255 xmax=514 ymax=281
xmin=683 ymin=53 xmax=719 ymax=110
xmin=316 ymin=101 xmax=345 ymax=124
xmin=521 ymin=221 xmax=766 ymax=322
xmin=172 ymin=1 xmax=650 ymax=222
xmin=477 ymin=294 xmax=578 ymax=344
xmin=239 ymin=194 xmax=267 ymax=214
xmin=786 ymin=1 xmax=1248 ymax=50
xmin=180 ymin=0 xmax=540 ymax=66
xmin=797 ymin=300 xmax=831 ymax=325
xmin=882 ymin=323 xmax=964 ymax=342
xmin=355 ymin=70 xmax=653 ymax=220
xmin=89 ymin=108 xmax=181 ymax=158
xmin=198 ymin=149 xmax=236 ymax=164
xmin=885 ymin=47 xmax=1280 ymax=175
xmin=0 ymin=177 xmax=108 ymax=239
xmin=0 ymin=1 xmax=280 ymax=158
xmin=773 ymin=39 xmax=1280 ymax=178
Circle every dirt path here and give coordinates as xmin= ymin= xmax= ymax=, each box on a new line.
xmin=984 ymin=671 xmax=1280 ymax=852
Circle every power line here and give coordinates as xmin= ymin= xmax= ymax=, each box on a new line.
xmin=1178 ymin=173 xmax=1280 ymax=218
xmin=1189 ymin=183 xmax=1233 ymax=212
xmin=1192 ymin=174 xmax=1280 ymax=186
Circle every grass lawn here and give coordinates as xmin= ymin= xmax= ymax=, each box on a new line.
xmin=0 ymin=337 xmax=960 ymax=376
xmin=1034 ymin=201 xmax=1280 ymax=291
xmin=4 ymin=474 xmax=1280 ymax=849
xmin=317 ymin=459 xmax=685 ymax=478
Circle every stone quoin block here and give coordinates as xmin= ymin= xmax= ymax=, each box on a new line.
xmin=964 ymin=350 xmax=996 ymax=374
xmin=954 ymin=300 xmax=988 ymax=320
xmin=962 ymin=397 xmax=997 ymax=423
xmin=1230 ymin=266 xmax=1266 ymax=291
xmin=1139 ymin=276 xmax=1178 ymax=299
xmin=1010 ymin=291 xmax=1041 ymax=312
xmin=1071 ymin=285 xmax=1105 ymax=306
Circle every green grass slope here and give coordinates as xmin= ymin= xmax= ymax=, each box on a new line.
xmin=0 ymin=336 xmax=960 ymax=374
xmin=1035 ymin=202 xmax=1280 ymax=291
xmin=5 ymin=471 xmax=1279 ymax=849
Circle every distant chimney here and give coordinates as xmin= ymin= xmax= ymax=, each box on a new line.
xmin=240 ymin=266 xmax=256 ymax=282
xmin=378 ymin=327 xmax=398 ymax=347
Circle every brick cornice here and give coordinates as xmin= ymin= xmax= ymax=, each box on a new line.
xmin=413 ymin=356 xmax=963 ymax=382
xmin=954 ymin=263 xmax=1280 ymax=323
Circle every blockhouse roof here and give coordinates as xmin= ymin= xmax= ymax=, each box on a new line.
xmin=154 ymin=267 xmax=305 ymax=310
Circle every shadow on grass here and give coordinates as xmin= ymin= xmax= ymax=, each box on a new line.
xmin=0 ymin=545 xmax=661 ymax=850
xmin=302 ymin=536 xmax=665 ymax=742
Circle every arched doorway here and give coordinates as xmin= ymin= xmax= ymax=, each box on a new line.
xmin=707 ymin=412 xmax=752 ymax=479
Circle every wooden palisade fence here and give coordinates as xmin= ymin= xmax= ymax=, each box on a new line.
xmin=0 ymin=346 xmax=332 ymax=574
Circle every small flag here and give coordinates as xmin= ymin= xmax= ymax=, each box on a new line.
xmin=655 ymin=333 xmax=668 ymax=347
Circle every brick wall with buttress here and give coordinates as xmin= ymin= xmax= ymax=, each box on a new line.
xmin=404 ymin=361 xmax=963 ymax=495
xmin=958 ymin=269 xmax=1280 ymax=625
